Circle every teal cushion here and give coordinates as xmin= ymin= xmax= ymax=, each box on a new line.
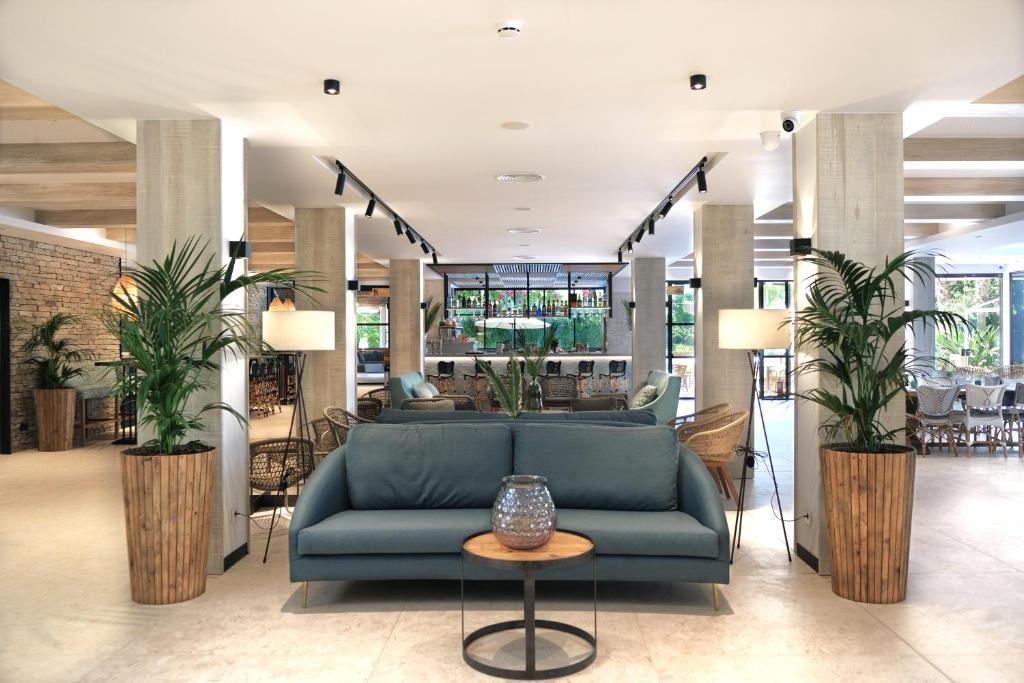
xmin=629 ymin=384 xmax=660 ymax=408
xmin=557 ymin=509 xmax=719 ymax=558
xmin=297 ymin=509 xmax=491 ymax=555
xmin=512 ymin=424 xmax=678 ymax=511
xmin=517 ymin=409 xmax=657 ymax=425
xmin=376 ymin=409 xmax=511 ymax=424
xmin=345 ymin=424 xmax=512 ymax=509
xmin=413 ymin=382 xmax=439 ymax=398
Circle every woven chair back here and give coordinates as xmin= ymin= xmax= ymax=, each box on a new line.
xmin=916 ymin=384 xmax=959 ymax=417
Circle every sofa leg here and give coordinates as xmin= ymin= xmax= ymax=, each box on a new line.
xmin=711 ymin=583 xmax=720 ymax=611
xmin=302 ymin=581 xmax=308 ymax=609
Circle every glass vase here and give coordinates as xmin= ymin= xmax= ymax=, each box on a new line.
xmin=524 ymin=378 xmax=544 ymax=411
xmin=491 ymin=475 xmax=556 ymax=550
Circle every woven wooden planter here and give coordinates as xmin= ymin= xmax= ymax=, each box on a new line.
xmin=820 ymin=445 xmax=915 ymax=604
xmin=121 ymin=449 xmax=216 ymax=605
xmin=33 ymin=388 xmax=76 ymax=451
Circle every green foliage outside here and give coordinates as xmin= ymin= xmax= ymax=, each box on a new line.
xmin=934 ymin=276 xmax=1001 ymax=368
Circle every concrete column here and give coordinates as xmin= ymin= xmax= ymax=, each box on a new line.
xmin=607 ymin=271 xmax=632 ymax=355
xmin=792 ymin=113 xmax=904 ymax=574
xmin=911 ymin=256 xmax=936 ymax=369
xmin=390 ymin=259 xmax=424 ymax=377
xmin=135 ymin=119 xmax=248 ymax=573
xmin=693 ymin=205 xmax=755 ymax=413
xmin=294 ymin=207 xmax=356 ymax=416
xmin=631 ymin=257 xmax=666 ymax=390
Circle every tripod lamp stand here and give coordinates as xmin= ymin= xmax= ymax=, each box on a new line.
xmin=259 ymin=310 xmax=335 ymax=561
xmin=718 ymin=308 xmax=792 ymax=563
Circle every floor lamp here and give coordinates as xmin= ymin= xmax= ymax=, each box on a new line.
xmin=260 ymin=310 xmax=335 ymax=562
xmin=718 ymin=308 xmax=792 ymax=563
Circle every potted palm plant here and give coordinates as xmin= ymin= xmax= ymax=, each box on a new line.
xmin=104 ymin=237 xmax=318 ymax=604
xmin=793 ymin=249 xmax=964 ymax=603
xmin=516 ymin=322 xmax=560 ymax=411
xmin=23 ymin=313 xmax=83 ymax=451
xmin=478 ymin=352 xmax=524 ymax=418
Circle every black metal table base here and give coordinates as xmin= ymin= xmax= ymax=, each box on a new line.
xmin=462 ymin=619 xmax=597 ymax=680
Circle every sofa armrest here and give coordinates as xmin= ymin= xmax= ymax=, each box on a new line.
xmin=288 ymin=446 xmax=348 ymax=562
xmin=677 ymin=445 xmax=729 ymax=562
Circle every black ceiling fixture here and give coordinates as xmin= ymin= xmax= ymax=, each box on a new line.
xmin=317 ymin=156 xmax=440 ymax=262
xmin=323 ymin=78 xmax=341 ymax=95
xmin=689 ymin=74 xmax=707 ymax=91
xmin=615 ymin=156 xmax=709 ymax=258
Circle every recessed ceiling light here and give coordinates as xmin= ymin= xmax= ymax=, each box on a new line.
xmin=513 ymin=255 xmax=536 ymax=260
xmin=518 ymin=243 xmax=534 ymax=248
xmin=513 ymin=207 xmax=532 ymax=212
xmin=500 ymin=121 xmax=531 ymax=130
xmin=689 ymin=74 xmax=707 ymax=90
xmin=496 ymin=172 xmax=544 ymax=183
xmin=507 ymin=228 xmax=541 ymax=234
xmin=323 ymin=78 xmax=341 ymax=95
xmin=496 ymin=20 xmax=522 ymax=38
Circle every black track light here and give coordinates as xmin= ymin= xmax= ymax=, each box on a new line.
xmin=393 ymin=217 xmax=404 ymax=236
xmin=635 ymin=228 xmax=645 ymax=243
xmin=432 ymin=251 xmax=439 ymax=265
xmin=334 ymin=164 xmax=346 ymax=196
xmin=405 ymin=229 xmax=417 ymax=244
xmin=627 ymin=240 xmax=633 ymax=254
xmin=689 ymin=74 xmax=706 ymax=91
xmin=617 ymin=250 xmax=623 ymax=263
xmin=420 ymin=241 xmax=430 ymax=254
xmin=365 ymin=196 xmax=376 ymax=217
xmin=648 ymin=218 xmax=655 ymax=236
xmin=659 ymin=198 xmax=673 ymax=218
xmin=324 ymin=78 xmax=341 ymax=95
xmin=697 ymin=169 xmax=708 ymax=194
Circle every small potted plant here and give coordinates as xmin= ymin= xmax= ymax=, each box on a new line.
xmin=23 ymin=313 xmax=83 ymax=451
xmin=517 ymin=322 xmax=560 ymax=411
xmin=104 ymin=237 xmax=318 ymax=604
xmin=793 ymin=249 xmax=964 ymax=603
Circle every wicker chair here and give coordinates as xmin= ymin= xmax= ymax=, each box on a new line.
xmin=357 ymin=387 xmax=390 ymax=420
xmin=566 ymin=360 xmax=595 ymax=397
xmin=913 ymin=384 xmax=961 ymax=456
xmin=1005 ymin=382 xmax=1024 ymax=453
xmin=539 ymin=360 xmax=562 ymax=378
xmin=427 ymin=360 xmax=456 ymax=395
xmin=598 ymin=360 xmax=628 ymax=394
xmin=311 ymin=417 xmax=341 ymax=462
xmin=674 ymin=411 xmax=749 ymax=500
xmin=665 ymin=403 xmax=731 ymax=431
xmin=963 ymin=383 xmax=1009 ymax=457
xmin=540 ymin=375 xmax=579 ymax=411
xmin=249 ymin=437 xmax=315 ymax=562
xmin=323 ymin=406 xmax=371 ymax=447
xmin=463 ymin=359 xmax=493 ymax=411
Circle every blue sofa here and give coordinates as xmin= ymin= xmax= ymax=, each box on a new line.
xmin=632 ymin=369 xmax=683 ymax=426
xmin=374 ymin=407 xmax=659 ymax=425
xmin=289 ymin=422 xmax=729 ymax=607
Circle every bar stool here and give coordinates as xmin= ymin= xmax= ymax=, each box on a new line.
xmin=599 ymin=360 xmax=627 ymax=394
xmin=567 ymin=360 xmax=595 ymax=398
xmin=463 ymin=359 xmax=492 ymax=411
xmin=427 ymin=360 xmax=456 ymax=395
xmin=539 ymin=360 xmax=562 ymax=378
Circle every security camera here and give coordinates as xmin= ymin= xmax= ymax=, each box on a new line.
xmin=781 ymin=111 xmax=801 ymax=133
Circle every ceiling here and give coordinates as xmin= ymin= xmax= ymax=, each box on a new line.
xmin=1 ymin=0 xmax=1022 ymax=266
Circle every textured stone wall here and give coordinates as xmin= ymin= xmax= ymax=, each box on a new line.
xmin=1 ymin=234 xmax=120 ymax=451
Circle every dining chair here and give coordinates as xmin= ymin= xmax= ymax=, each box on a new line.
xmin=914 ymin=384 xmax=961 ymax=456
xmin=963 ymin=383 xmax=1009 ymax=457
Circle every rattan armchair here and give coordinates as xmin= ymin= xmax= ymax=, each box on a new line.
xmin=666 ymin=403 xmax=731 ymax=431
xmin=311 ymin=417 xmax=341 ymax=461
xmin=675 ymin=411 xmax=749 ymax=500
xmin=323 ymin=406 xmax=371 ymax=448
xmin=540 ymin=375 xmax=579 ymax=411
xmin=249 ymin=437 xmax=315 ymax=562
xmin=913 ymin=384 xmax=961 ymax=456
xmin=358 ymin=387 xmax=391 ymax=420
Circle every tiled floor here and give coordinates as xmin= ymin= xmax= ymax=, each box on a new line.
xmin=2 ymin=401 xmax=1022 ymax=682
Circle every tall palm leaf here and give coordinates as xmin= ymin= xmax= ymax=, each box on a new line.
xmin=22 ymin=313 xmax=84 ymax=389
xmin=478 ymin=352 xmax=523 ymax=418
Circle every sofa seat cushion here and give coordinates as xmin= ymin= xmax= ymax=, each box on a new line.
xmin=513 ymin=424 xmax=678 ymax=511
xmin=557 ymin=509 xmax=719 ymax=559
xmin=376 ymin=409 xmax=512 ymax=424
xmin=297 ymin=508 xmax=491 ymax=555
xmin=345 ymin=424 xmax=512 ymax=509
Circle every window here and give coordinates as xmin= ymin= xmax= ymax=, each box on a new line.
xmin=356 ymin=303 xmax=389 ymax=350
xmin=757 ymin=280 xmax=793 ymax=399
xmin=667 ymin=282 xmax=695 ymax=400
xmin=1012 ymin=271 xmax=1024 ymax=365
xmin=935 ymin=275 xmax=1001 ymax=368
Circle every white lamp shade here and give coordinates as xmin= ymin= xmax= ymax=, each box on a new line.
xmin=262 ymin=310 xmax=335 ymax=351
xmin=718 ymin=309 xmax=791 ymax=350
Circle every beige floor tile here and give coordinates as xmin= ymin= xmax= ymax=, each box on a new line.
xmin=929 ymin=653 xmax=1024 ymax=682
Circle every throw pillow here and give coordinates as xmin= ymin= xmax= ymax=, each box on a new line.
xmin=629 ymin=384 xmax=660 ymax=409
xmin=413 ymin=382 xmax=439 ymax=398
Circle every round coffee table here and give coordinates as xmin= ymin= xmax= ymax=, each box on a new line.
xmin=461 ymin=530 xmax=597 ymax=680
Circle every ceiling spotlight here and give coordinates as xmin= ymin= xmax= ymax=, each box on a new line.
xmin=760 ymin=130 xmax=781 ymax=152
xmin=696 ymin=169 xmax=708 ymax=194
xmin=617 ymin=250 xmax=623 ymax=263
xmin=405 ymin=229 xmax=417 ymax=244
xmin=323 ymin=78 xmax=341 ymax=95
xmin=500 ymin=121 xmax=532 ymax=130
xmin=496 ymin=20 xmax=522 ymax=38
xmin=659 ymin=198 xmax=674 ymax=218
xmin=635 ymin=227 xmax=645 ymax=243
xmin=513 ymin=255 xmax=536 ymax=260
xmin=513 ymin=207 xmax=532 ymax=212
xmin=420 ymin=241 xmax=430 ymax=254
xmin=689 ymin=74 xmax=707 ymax=90
xmin=432 ymin=251 xmax=438 ymax=265
xmin=506 ymin=227 xmax=541 ymax=234
xmin=648 ymin=218 xmax=655 ymax=236
xmin=496 ymin=172 xmax=544 ymax=183
xmin=627 ymin=240 xmax=633 ymax=254
xmin=393 ymin=217 xmax=404 ymax=236
xmin=334 ymin=164 xmax=346 ymax=195
xmin=365 ymin=196 xmax=376 ymax=217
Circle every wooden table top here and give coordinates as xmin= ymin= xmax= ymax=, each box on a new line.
xmin=463 ymin=531 xmax=593 ymax=564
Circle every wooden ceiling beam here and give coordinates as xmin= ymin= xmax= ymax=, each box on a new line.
xmin=757 ymin=202 xmax=1006 ymax=223
xmin=975 ymin=75 xmax=1024 ymax=104
xmin=37 ymin=208 xmax=136 ymax=229
xmin=905 ymin=177 xmax=1024 ymax=197
xmin=904 ymin=138 xmax=1024 ymax=162
xmin=0 ymin=142 xmax=136 ymax=174
xmin=0 ymin=182 xmax=135 ymax=209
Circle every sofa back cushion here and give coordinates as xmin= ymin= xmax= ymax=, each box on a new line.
xmin=376 ymin=409 xmax=512 ymax=424
xmin=512 ymin=424 xmax=678 ymax=511
xmin=345 ymin=424 xmax=512 ymax=509
xmin=517 ymin=409 xmax=657 ymax=426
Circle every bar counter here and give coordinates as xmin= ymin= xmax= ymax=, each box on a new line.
xmin=424 ymin=353 xmax=632 ymax=395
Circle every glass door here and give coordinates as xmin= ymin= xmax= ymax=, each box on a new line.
xmin=1011 ymin=271 xmax=1024 ymax=364
xmin=756 ymin=280 xmax=793 ymax=399
xmin=666 ymin=282 xmax=695 ymax=400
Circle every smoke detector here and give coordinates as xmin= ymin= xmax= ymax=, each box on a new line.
xmin=497 ymin=20 xmax=522 ymax=38
xmin=496 ymin=172 xmax=544 ymax=183
xmin=760 ymin=130 xmax=781 ymax=152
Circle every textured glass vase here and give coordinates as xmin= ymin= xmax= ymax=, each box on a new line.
xmin=524 ymin=379 xmax=544 ymax=411
xmin=491 ymin=475 xmax=556 ymax=550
